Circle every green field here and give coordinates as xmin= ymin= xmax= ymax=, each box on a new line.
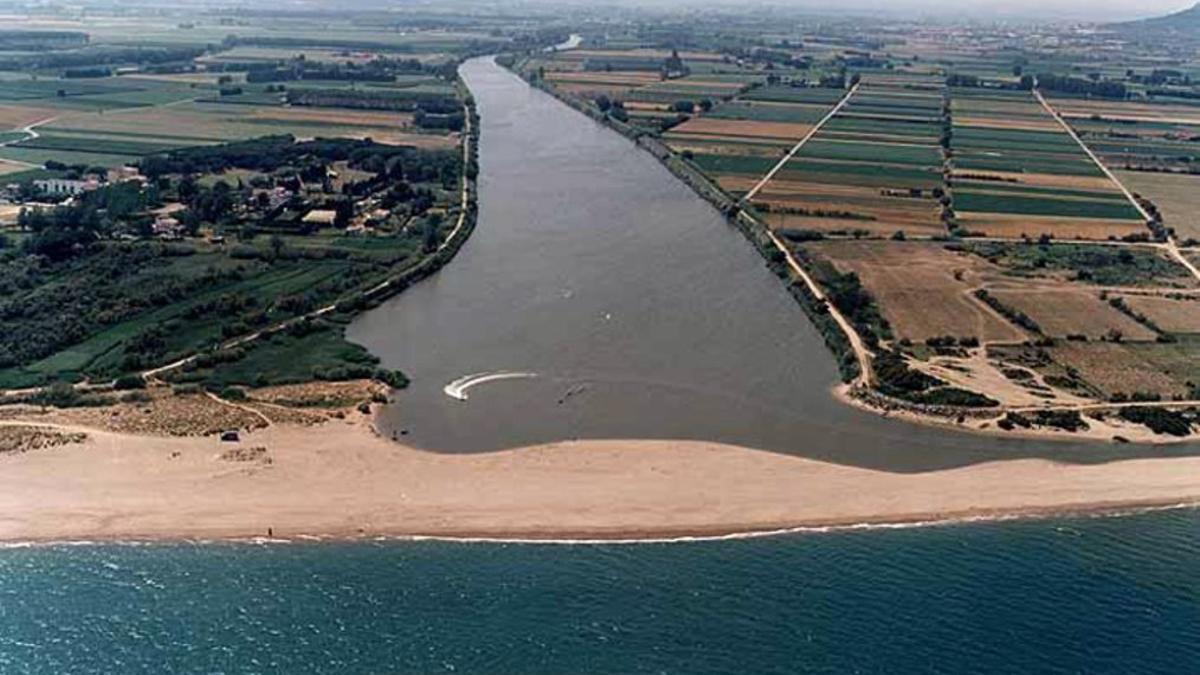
xmin=955 ymin=190 xmax=1143 ymax=219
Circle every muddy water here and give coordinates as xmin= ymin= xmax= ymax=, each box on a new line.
xmin=346 ymin=57 xmax=1197 ymax=471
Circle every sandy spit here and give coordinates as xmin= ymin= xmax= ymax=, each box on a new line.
xmin=0 ymin=418 xmax=1198 ymax=543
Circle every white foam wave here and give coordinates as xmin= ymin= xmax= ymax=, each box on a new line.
xmin=443 ymin=371 xmax=538 ymax=401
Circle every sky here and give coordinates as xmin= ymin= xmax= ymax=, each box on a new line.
xmin=611 ymin=0 xmax=1196 ymax=22
xmin=834 ymin=0 xmax=1193 ymax=20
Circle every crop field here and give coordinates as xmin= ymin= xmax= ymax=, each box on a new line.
xmin=948 ymin=89 xmax=1147 ymax=240
xmin=535 ymin=46 xmax=765 ymax=130
xmin=1044 ymin=340 xmax=1200 ymax=400
xmin=802 ymin=241 xmax=1027 ymax=343
xmin=1115 ymin=170 xmax=1200 ymax=242
xmin=0 ymin=92 xmax=454 ymax=168
xmin=748 ymin=81 xmax=945 ymax=236
xmin=1119 ymin=294 xmax=1200 ymax=333
xmin=986 ymin=289 xmax=1158 ymax=341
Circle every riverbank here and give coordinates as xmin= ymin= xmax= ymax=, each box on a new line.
xmin=0 ymin=407 xmax=1198 ymax=543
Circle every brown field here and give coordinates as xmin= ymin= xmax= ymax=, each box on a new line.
xmin=1047 ymin=342 xmax=1200 ymax=399
xmin=987 ymin=289 xmax=1158 ymax=341
xmin=1050 ymin=98 xmax=1200 ymax=125
xmin=352 ymin=130 xmax=456 ymax=149
xmin=0 ymin=160 xmax=31 ymax=176
xmin=955 ymin=117 xmax=1061 ymax=132
xmin=667 ymin=117 xmax=812 ymax=141
xmin=125 ymin=72 xmax=245 ymax=85
xmin=669 ymin=79 xmax=748 ymax=90
xmin=1116 ymin=170 xmax=1200 ymax=241
xmin=625 ymin=101 xmax=671 ymax=111
xmin=0 ymin=104 xmax=56 ymax=130
xmin=805 ymin=240 xmax=1028 ymax=343
xmin=668 ymin=134 xmax=792 ymax=148
xmin=754 ymin=180 xmax=942 ymax=230
xmin=1120 ymin=295 xmax=1200 ymax=333
xmin=762 ymin=199 xmax=938 ymax=228
xmin=952 ymin=170 xmax=1119 ymax=192
xmin=956 ymin=212 xmax=1147 ymax=240
xmin=40 ymin=102 xmax=444 ymax=146
xmin=559 ymin=48 xmax=725 ymax=61
xmin=554 ymin=83 xmax=636 ymax=98
xmin=250 ymin=107 xmax=414 ymax=127
xmin=545 ymin=70 xmax=662 ymax=86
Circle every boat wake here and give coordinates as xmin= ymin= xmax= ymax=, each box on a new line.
xmin=443 ymin=371 xmax=538 ymax=401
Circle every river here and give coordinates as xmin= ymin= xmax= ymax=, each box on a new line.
xmin=347 ymin=56 xmax=1200 ymax=471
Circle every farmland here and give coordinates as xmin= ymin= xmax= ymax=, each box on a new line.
xmin=948 ymin=89 xmax=1147 ymax=241
xmin=511 ymin=23 xmax=1200 ymax=436
xmin=754 ymin=74 xmax=946 ymax=238
xmin=0 ymin=10 xmax=498 ymax=174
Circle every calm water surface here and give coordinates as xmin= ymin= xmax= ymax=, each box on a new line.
xmin=1 ymin=509 xmax=1196 ymax=674
xmin=348 ymin=57 xmax=1200 ymax=471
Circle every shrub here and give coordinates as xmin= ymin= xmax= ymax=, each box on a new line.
xmin=1119 ymin=406 xmax=1192 ymax=436
xmin=114 ymin=374 xmax=146 ymax=390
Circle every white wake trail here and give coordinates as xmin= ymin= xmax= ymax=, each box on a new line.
xmin=443 ymin=371 xmax=538 ymax=401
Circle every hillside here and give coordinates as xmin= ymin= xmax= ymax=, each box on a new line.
xmin=1111 ymin=2 xmax=1200 ymax=36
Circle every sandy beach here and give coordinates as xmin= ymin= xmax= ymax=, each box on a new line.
xmin=1 ymin=410 xmax=1198 ymax=543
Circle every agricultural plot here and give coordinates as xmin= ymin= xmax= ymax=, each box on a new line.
xmin=801 ymin=241 xmax=1027 ymax=344
xmin=1115 ymin=170 xmax=1200 ymax=242
xmin=1072 ymin=125 xmax=1200 ymax=172
xmin=755 ymin=80 xmax=946 ymax=237
xmin=0 ymin=96 xmax=454 ymax=169
xmin=949 ymin=89 xmax=1147 ymax=240
xmin=986 ymin=289 xmax=1157 ymax=341
xmin=535 ymin=46 xmax=762 ymax=131
xmin=1118 ymin=294 xmax=1200 ymax=333
xmin=1043 ymin=340 xmax=1200 ymax=400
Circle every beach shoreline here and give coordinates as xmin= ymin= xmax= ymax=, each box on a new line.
xmin=1 ymin=406 xmax=1198 ymax=544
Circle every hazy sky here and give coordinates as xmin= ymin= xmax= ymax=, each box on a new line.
xmin=841 ymin=0 xmax=1193 ymax=20
xmin=618 ymin=0 xmax=1196 ymax=21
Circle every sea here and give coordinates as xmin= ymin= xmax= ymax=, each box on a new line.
xmin=0 ymin=508 xmax=1196 ymax=673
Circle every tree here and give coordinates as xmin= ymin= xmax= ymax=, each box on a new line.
xmin=698 ymin=98 xmax=713 ymax=112
xmin=422 ymin=211 xmax=441 ymax=251
xmin=671 ymin=100 xmax=696 ymax=113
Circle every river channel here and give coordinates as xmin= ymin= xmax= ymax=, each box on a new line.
xmin=346 ymin=56 xmax=1199 ymax=471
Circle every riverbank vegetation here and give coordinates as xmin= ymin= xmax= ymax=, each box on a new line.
xmin=0 ymin=6 xmax=510 ymax=393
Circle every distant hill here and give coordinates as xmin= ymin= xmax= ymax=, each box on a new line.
xmin=1110 ymin=3 xmax=1200 ymax=36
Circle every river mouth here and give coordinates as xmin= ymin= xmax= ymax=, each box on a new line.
xmin=346 ymin=56 xmax=1200 ymax=472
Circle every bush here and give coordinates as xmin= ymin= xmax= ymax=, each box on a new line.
xmin=1119 ymin=406 xmax=1192 ymax=436
xmin=373 ymin=368 xmax=410 ymax=389
xmin=114 ymin=374 xmax=146 ymax=390
xmin=120 ymin=390 xmax=152 ymax=404
xmin=219 ymin=386 xmax=248 ymax=401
